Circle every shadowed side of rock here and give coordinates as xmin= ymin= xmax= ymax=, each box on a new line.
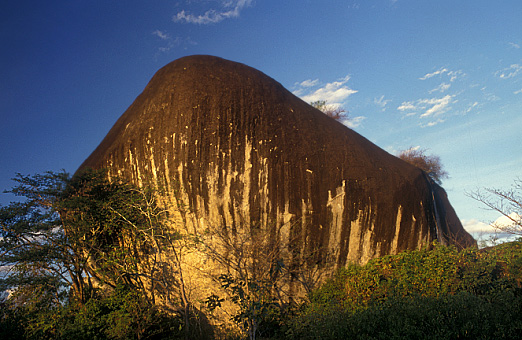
xmin=78 ymin=55 xmax=475 ymax=309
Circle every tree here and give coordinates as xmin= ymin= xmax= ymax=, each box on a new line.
xmin=58 ymin=170 xmax=169 ymax=303
xmin=310 ymin=100 xmax=347 ymax=121
xmin=0 ymin=170 xmax=76 ymax=307
xmin=0 ymin=169 xmax=171 ymax=306
xmin=397 ymin=147 xmax=448 ymax=185
xmin=202 ymin=216 xmax=334 ymax=339
xmin=203 ymin=221 xmax=286 ymax=340
xmin=468 ymin=178 xmax=522 ymax=236
xmin=0 ymin=169 xmax=202 ymax=339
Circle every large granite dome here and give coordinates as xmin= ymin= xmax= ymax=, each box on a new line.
xmin=79 ymin=55 xmax=474 ymax=295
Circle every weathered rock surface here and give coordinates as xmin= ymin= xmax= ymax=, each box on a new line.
xmin=79 ymin=55 xmax=475 ymax=298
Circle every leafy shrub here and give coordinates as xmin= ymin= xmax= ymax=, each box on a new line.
xmin=0 ymin=286 xmax=184 ymax=340
xmin=289 ymin=291 xmax=522 ymax=339
xmin=56 ymin=286 xmax=183 ymax=340
xmin=287 ymin=242 xmax=522 ymax=339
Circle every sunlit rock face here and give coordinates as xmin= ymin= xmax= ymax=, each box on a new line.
xmin=79 ymin=55 xmax=475 ymax=291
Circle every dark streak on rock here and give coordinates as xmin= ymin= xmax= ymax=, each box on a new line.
xmin=79 ymin=55 xmax=475 ymax=270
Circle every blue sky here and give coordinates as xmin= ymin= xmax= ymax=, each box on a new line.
xmin=1 ymin=0 xmax=521 ymax=239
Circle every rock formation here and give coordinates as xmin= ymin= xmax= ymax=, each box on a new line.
xmin=78 ymin=55 xmax=475 ymax=304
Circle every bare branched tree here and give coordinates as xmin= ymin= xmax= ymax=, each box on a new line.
xmin=398 ymin=147 xmax=448 ymax=185
xmin=310 ymin=100 xmax=348 ymax=121
xmin=468 ymin=178 xmax=522 ymax=236
xmin=202 ymin=216 xmax=333 ymax=339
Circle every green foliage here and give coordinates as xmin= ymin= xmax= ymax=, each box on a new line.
xmin=0 ymin=169 xmax=191 ymax=339
xmin=4 ymin=169 xmax=522 ymax=339
xmin=0 ymin=296 xmax=27 ymax=340
xmin=1 ymin=285 xmax=184 ymax=340
xmin=309 ymin=242 xmax=522 ymax=306
xmin=290 ymin=291 xmax=522 ymax=340
xmin=206 ymin=273 xmax=287 ymax=340
xmin=58 ymin=169 xmax=168 ymax=298
xmin=58 ymin=285 xmax=183 ymax=340
xmin=0 ymin=170 xmax=73 ymax=308
xmin=287 ymin=242 xmax=522 ymax=339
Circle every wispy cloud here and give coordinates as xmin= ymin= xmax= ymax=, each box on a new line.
xmin=397 ymin=94 xmax=455 ymax=125
xmin=152 ymin=30 xmax=169 ymax=40
xmin=152 ymin=30 xmax=197 ymax=54
xmin=293 ymin=75 xmax=358 ymax=106
xmin=296 ymin=79 xmax=319 ymax=88
xmin=429 ymin=82 xmax=451 ymax=93
xmin=480 ymin=86 xmax=501 ymax=102
xmin=514 ymin=88 xmax=522 ymax=95
xmin=464 ymin=101 xmax=479 ymax=113
xmin=420 ymin=67 xmax=463 ymax=82
xmin=374 ymin=95 xmax=391 ymax=111
xmin=173 ymin=0 xmax=253 ymax=24
xmin=345 ymin=116 xmax=366 ymax=129
xmin=496 ymin=64 xmax=522 ymax=79
xmin=508 ymin=42 xmax=520 ymax=49
xmin=420 ymin=119 xmax=445 ymax=128
xmin=420 ymin=68 xmax=449 ymax=80
xmin=397 ymin=101 xmax=417 ymax=115
xmin=448 ymin=70 xmax=462 ymax=82
xmin=293 ymin=75 xmax=361 ymax=127
xmin=419 ymin=95 xmax=454 ymax=118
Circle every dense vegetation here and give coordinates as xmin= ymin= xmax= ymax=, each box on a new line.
xmin=1 ymin=170 xmax=522 ymax=339
xmin=286 ymin=242 xmax=522 ymax=339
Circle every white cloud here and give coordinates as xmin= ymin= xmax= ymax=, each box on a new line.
xmin=374 ymin=95 xmax=391 ymax=111
xmin=153 ymin=33 xmax=198 ymax=54
xmin=344 ymin=116 xmax=366 ymax=129
xmin=397 ymin=101 xmax=416 ymax=112
xmin=447 ymin=70 xmax=463 ymax=82
xmin=463 ymin=213 xmax=522 ymax=245
xmin=397 ymin=95 xmax=454 ymax=119
xmin=420 ymin=119 xmax=445 ymax=128
xmin=420 ymin=67 xmax=462 ymax=82
xmin=492 ymin=212 xmax=522 ymax=233
xmin=508 ymin=42 xmax=520 ymax=49
xmin=152 ymin=30 xmax=169 ymax=40
xmin=419 ymin=95 xmax=454 ymax=118
xmin=419 ymin=68 xmax=448 ymax=80
xmin=515 ymin=88 xmax=522 ymax=95
xmin=296 ymin=79 xmax=319 ymax=88
xmin=173 ymin=0 xmax=253 ymax=24
xmin=464 ymin=101 xmax=479 ymax=113
xmin=293 ymin=75 xmax=360 ymax=128
xmin=294 ymin=75 xmax=358 ymax=106
xmin=496 ymin=64 xmax=522 ymax=79
xmin=463 ymin=214 xmax=521 ymax=234
xmin=429 ymin=82 xmax=451 ymax=93
xmin=462 ymin=218 xmax=494 ymax=234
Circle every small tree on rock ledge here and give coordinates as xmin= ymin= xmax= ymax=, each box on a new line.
xmin=310 ymin=100 xmax=348 ymax=121
xmin=398 ymin=147 xmax=448 ymax=185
